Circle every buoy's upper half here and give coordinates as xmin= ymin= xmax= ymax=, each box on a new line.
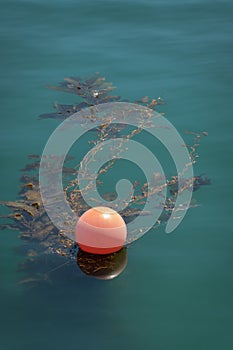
xmin=75 ymin=207 xmax=127 ymax=254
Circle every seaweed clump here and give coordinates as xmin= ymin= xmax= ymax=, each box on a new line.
xmin=0 ymin=74 xmax=210 ymax=286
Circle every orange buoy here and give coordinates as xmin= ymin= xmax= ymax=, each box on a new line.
xmin=75 ymin=206 xmax=127 ymax=254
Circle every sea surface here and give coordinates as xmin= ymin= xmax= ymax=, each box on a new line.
xmin=0 ymin=0 xmax=233 ymax=349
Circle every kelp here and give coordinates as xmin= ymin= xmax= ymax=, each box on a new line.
xmin=0 ymin=74 xmax=210 ymax=285
xmin=39 ymin=73 xmax=163 ymax=120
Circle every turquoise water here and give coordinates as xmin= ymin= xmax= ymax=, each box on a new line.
xmin=1 ymin=0 xmax=233 ymax=349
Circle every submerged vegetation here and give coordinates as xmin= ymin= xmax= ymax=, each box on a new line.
xmin=0 ymin=74 xmax=210 ymax=285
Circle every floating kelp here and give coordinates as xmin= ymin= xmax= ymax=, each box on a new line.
xmin=39 ymin=73 xmax=163 ymax=120
xmin=39 ymin=73 xmax=121 ymax=120
xmin=0 ymin=74 xmax=210 ymax=286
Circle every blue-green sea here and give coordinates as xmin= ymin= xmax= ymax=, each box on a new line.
xmin=0 ymin=0 xmax=233 ymax=349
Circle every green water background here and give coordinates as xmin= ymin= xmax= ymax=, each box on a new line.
xmin=0 ymin=0 xmax=233 ymax=349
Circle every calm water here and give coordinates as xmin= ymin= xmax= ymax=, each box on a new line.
xmin=0 ymin=0 xmax=233 ymax=349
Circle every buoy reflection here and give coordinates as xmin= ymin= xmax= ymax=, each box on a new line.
xmin=77 ymin=247 xmax=127 ymax=280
